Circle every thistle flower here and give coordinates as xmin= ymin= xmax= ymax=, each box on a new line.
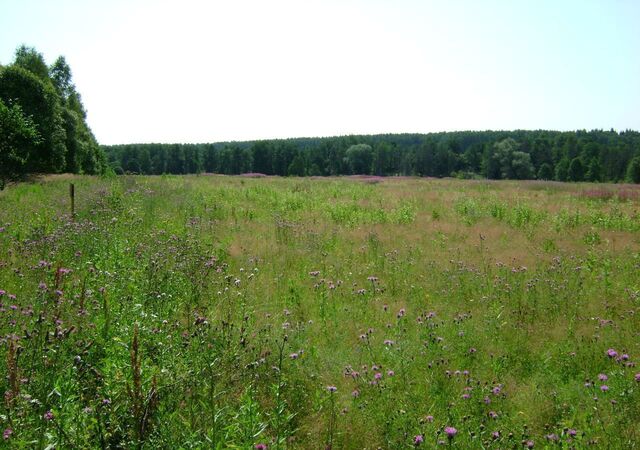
xmin=3 ymin=428 xmax=12 ymax=440
xmin=414 ymin=434 xmax=424 ymax=445
xmin=444 ymin=426 xmax=457 ymax=439
xmin=607 ymin=348 xmax=618 ymax=358
xmin=43 ymin=410 xmax=54 ymax=421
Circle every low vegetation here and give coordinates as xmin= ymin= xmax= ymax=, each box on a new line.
xmin=1 ymin=175 xmax=639 ymax=448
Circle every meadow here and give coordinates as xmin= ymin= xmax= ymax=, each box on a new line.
xmin=1 ymin=174 xmax=639 ymax=449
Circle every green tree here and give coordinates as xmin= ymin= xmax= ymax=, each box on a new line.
xmin=626 ymin=156 xmax=640 ymax=183
xmin=537 ymin=163 xmax=553 ymax=180
xmin=585 ymin=157 xmax=602 ymax=182
xmin=345 ymin=144 xmax=373 ymax=174
xmin=568 ymin=157 xmax=585 ymax=182
xmin=287 ymin=153 xmax=306 ymax=176
xmin=511 ymin=151 xmax=535 ymax=179
xmin=13 ymin=45 xmax=49 ymax=80
xmin=0 ymin=99 xmax=41 ymax=188
xmin=555 ymin=158 xmax=569 ymax=181
xmin=0 ymin=65 xmax=67 ymax=172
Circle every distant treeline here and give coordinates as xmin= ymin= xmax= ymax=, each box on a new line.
xmin=0 ymin=46 xmax=107 ymax=188
xmin=105 ymin=130 xmax=640 ymax=182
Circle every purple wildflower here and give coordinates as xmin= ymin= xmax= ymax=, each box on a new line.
xmin=43 ymin=410 xmax=54 ymax=421
xmin=607 ymin=348 xmax=618 ymax=358
xmin=327 ymin=385 xmax=337 ymax=393
xmin=3 ymin=428 xmax=12 ymax=440
xmin=600 ymin=385 xmax=609 ymax=392
xmin=598 ymin=373 xmax=608 ymax=381
xmin=567 ymin=429 xmax=577 ymax=437
xmin=492 ymin=431 xmax=500 ymax=439
xmin=255 ymin=444 xmax=267 ymax=450
xmin=414 ymin=434 xmax=424 ymax=445
xmin=635 ymin=373 xmax=640 ymax=382
xmin=525 ymin=440 xmax=534 ymax=448
xmin=444 ymin=426 xmax=457 ymax=439
xmin=426 ymin=415 xmax=434 ymax=422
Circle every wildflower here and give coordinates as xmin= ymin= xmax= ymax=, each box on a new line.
xmin=352 ymin=389 xmax=360 ymax=398
xmin=43 ymin=410 xmax=54 ymax=421
xmin=426 ymin=415 xmax=434 ymax=422
xmin=357 ymin=289 xmax=366 ymax=295
xmin=444 ymin=426 xmax=457 ymax=439
xmin=468 ymin=347 xmax=477 ymax=354
xmin=102 ymin=398 xmax=111 ymax=406
xmin=635 ymin=373 xmax=640 ymax=382
xmin=492 ymin=431 xmax=500 ymax=439
xmin=414 ymin=434 xmax=424 ymax=445
xmin=255 ymin=444 xmax=267 ymax=450
xmin=367 ymin=276 xmax=378 ymax=282
xmin=38 ymin=282 xmax=47 ymax=291
xmin=600 ymin=385 xmax=609 ymax=392
xmin=607 ymin=348 xmax=618 ymax=358
xmin=374 ymin=372 xmax=382 ymax=380
xmin=387 ymin=370 xmax=395 ymax=377
xmin=461 ymin=393 xmax=470 ymax=399
xmin=545 ymin=433 xmax=558 ymax=442
xmin=492 ymin=386 xmax=502 ymax=395
xmin=488 ymin=411 xmax=498 ymax=419
xmin=384 ymin=339 xmax=395 ymax=346
xmin=598 ymin=373 xmax=608 ymax=381
xmin=567 ymin=429 xmax=577 ymax=437
xmin=0 ymin=290 xmax=5 ymax=296
xmin=3 ymin=428 xmax=12 ymax=440
xmin=327 ymin=385 xmax=337 ymax=393
xmin=309 ymin=271 xmax=320 ymax=277
xmin=289 ymin=353 xmax=299 ymax=359
xmin=525 ymin=440 xmax=534 ymax=448
xmin=397 ymin=308 xmax=405 ymax=318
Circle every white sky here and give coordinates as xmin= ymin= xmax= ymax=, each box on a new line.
xmin=1 ymin=0 xmax=639 ymax=144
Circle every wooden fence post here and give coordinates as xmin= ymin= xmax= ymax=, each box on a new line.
xmin=70 ymin=183 xmax=75 ymax=219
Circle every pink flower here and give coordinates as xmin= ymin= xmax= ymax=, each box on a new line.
xmin=607 ymin=348 xmax=618 ymax=358
xmin=444 ymin=426 xmax=457 ymax=438
xmin=3 ymin=428 xmax=12 ymax=440
xmin=414 ymin=434 xmax=424 ymax=445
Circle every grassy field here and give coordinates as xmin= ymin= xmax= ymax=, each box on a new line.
xmin=1 ymin=174 xmax=639 ymax=449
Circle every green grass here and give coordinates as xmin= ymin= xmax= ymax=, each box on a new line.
xmin=1 ymin=175 xmax=639 ymax=448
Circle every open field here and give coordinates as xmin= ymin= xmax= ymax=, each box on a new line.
xmin=1 ymin=175 xmax=640 ymax=448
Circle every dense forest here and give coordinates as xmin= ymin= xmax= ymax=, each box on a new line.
xmin=2 ymin=47 xmax=640 ymax=186
xmin=0 ymin=46 xmax=106 ymax=188
xmin=105 ymin=130 xmax=640 ymax=183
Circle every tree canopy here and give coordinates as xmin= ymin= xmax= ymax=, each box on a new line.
xmin=104 ymin=130 xmax=640 ymax=183
xmin=0 ymin=46 xmax=106 ymax=187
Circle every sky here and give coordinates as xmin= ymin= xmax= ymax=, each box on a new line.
xmin=1 ymin=0 xmax=639 ymax=145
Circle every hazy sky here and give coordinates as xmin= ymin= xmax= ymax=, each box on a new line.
xmin=1 ymin=0 xmax=639 ymax=144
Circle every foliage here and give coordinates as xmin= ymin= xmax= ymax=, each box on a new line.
xmin=104 ymin=130 xmax=640 ymax=183
xmin=0 ymin=46 xmax=105 ymax=178
xmin=0 ymin=99 xmax=41 ymax=188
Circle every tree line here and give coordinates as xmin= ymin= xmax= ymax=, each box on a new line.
xmin=0 ymin=46 xmax=106 ymax=188
xmin=105 ymin=130 xmax=640 ymax=183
